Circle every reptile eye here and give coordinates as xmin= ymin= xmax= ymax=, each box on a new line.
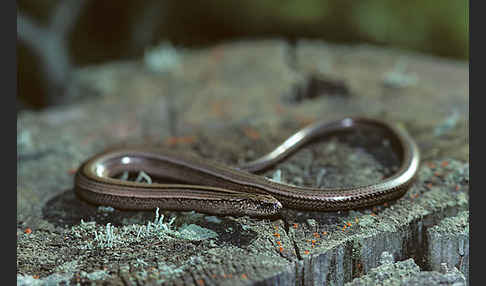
xmin=273 ymin=201 xmax=282 ymax=210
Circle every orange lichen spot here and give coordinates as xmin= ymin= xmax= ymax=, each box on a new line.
xmin=311 ymin=239 xmax=317 ymax=244
xmin=32 ymin=275 xmax=40 ymax=279
xmin=313 ymin=232 xmax=320 ymax=238
xmin=165 ymin=137 xmax=178 ymax=146
xmin=410 ymin=193 xmax=415 ymax=199
xmin=196 ymin=279 xmax=205 ymax=286
xmin=426 ymin=183 xmax=433 ymax=189
xmin=295 ymin=115 xmax=316 ymax=127
xmin=209 ymin=100 xmax=231 ymax=117
xmin=164 ymin=136 xmax=196 ymax=146
xmin=273 ymin=232 xmax=280 ymax=238
xmin=455 ymin=185 xmax=460 ymax=191
xmin=24 ymin=228 xmax=32 ymax=234
xmin=304 ymin=250 xmax=310 ymax=255
xmin=279 ymin=246 xmax=284 ymax=252
xmin=241 ymin=274 xmax=248 ymax=279
xmin=322 ymin=231 xmax=328 ymax=235
xmin=441 ymin=161 xmax=449 ymax=167
xmin=370 ymin=213 xmax=377 ymax=217
xmin=293 ymin=223 xmax=299 ymax=229
xmin=210 ymin=46 xmax=225 ymax=61
xmin=342 ymin=225 xmax=347 ymax=231
xmin=180 ymin=136 xmax=196 ymax=144
xmin=243 ymin=127 xmax=260 ymax=140
xmin=276 ymin=241 xmax=282 ymax=246
xmin=275 ymin=103 xmax=285 ymax=114
xmin=427 ymin=162 xmax=436 ymax=169
xmin=346 ymin=222 xmax=352 ymax=227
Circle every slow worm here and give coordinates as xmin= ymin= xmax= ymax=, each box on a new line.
xmin=75 ymin=117 xmax=420 ymax=217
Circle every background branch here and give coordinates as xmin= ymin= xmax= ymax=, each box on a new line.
xmin=17 ymin=1 xmax=87 ymax=106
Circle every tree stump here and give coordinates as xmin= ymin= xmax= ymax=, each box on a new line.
xmin=17 ymin=40 xmax=469 ymax=285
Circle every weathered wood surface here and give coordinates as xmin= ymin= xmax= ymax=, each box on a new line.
xmin=345 ymin=251 xmax=466 ymax=286
xmin=17 ymin=40 xmax=469 ymax=285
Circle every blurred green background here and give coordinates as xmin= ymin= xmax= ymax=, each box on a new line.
xmin=17 ymin=0 xmax=469 ymax=109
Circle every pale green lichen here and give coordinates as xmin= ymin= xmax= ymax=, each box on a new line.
xmin=17 ymin=273 xmax=73 ymax=286
xmin=143 ymin=42 xmax=180 ymax=73
xmin=434 ymin=110 xmax=461 ymax=136
xmin=178 ymin=224 xmax=218 ymax=241
xmin=119 ymin=170 xmax=153 ymax=183
xmin=270 ymin=169 xmax=283 ymax=182
xmin=133 ymin=258 xmax=149 ymax=267
xmin=80 ymin=270 xmax=110 ymax=281
xmin=94 ymin=223 xmax=118 ymax=248
xmin=205 ymin=216 xmax=222 ymax=224
xmin=97 ymin=205 xmax=115 ymax=213
xmin=72 ymin=207 xmax=220 ymax=250
xmin=135 ymin=171 xmax=152 ymax=184
xmin=316 ymin=168 xmax=327 ymax=187
xmin=72 ymin=208 xmax=178 ymax=249
xmin=382 ymin=60 xmax=418 ymax=89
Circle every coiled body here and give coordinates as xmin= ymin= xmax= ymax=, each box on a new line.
xmin=75 ymin=117 xmax=420 ymax=217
